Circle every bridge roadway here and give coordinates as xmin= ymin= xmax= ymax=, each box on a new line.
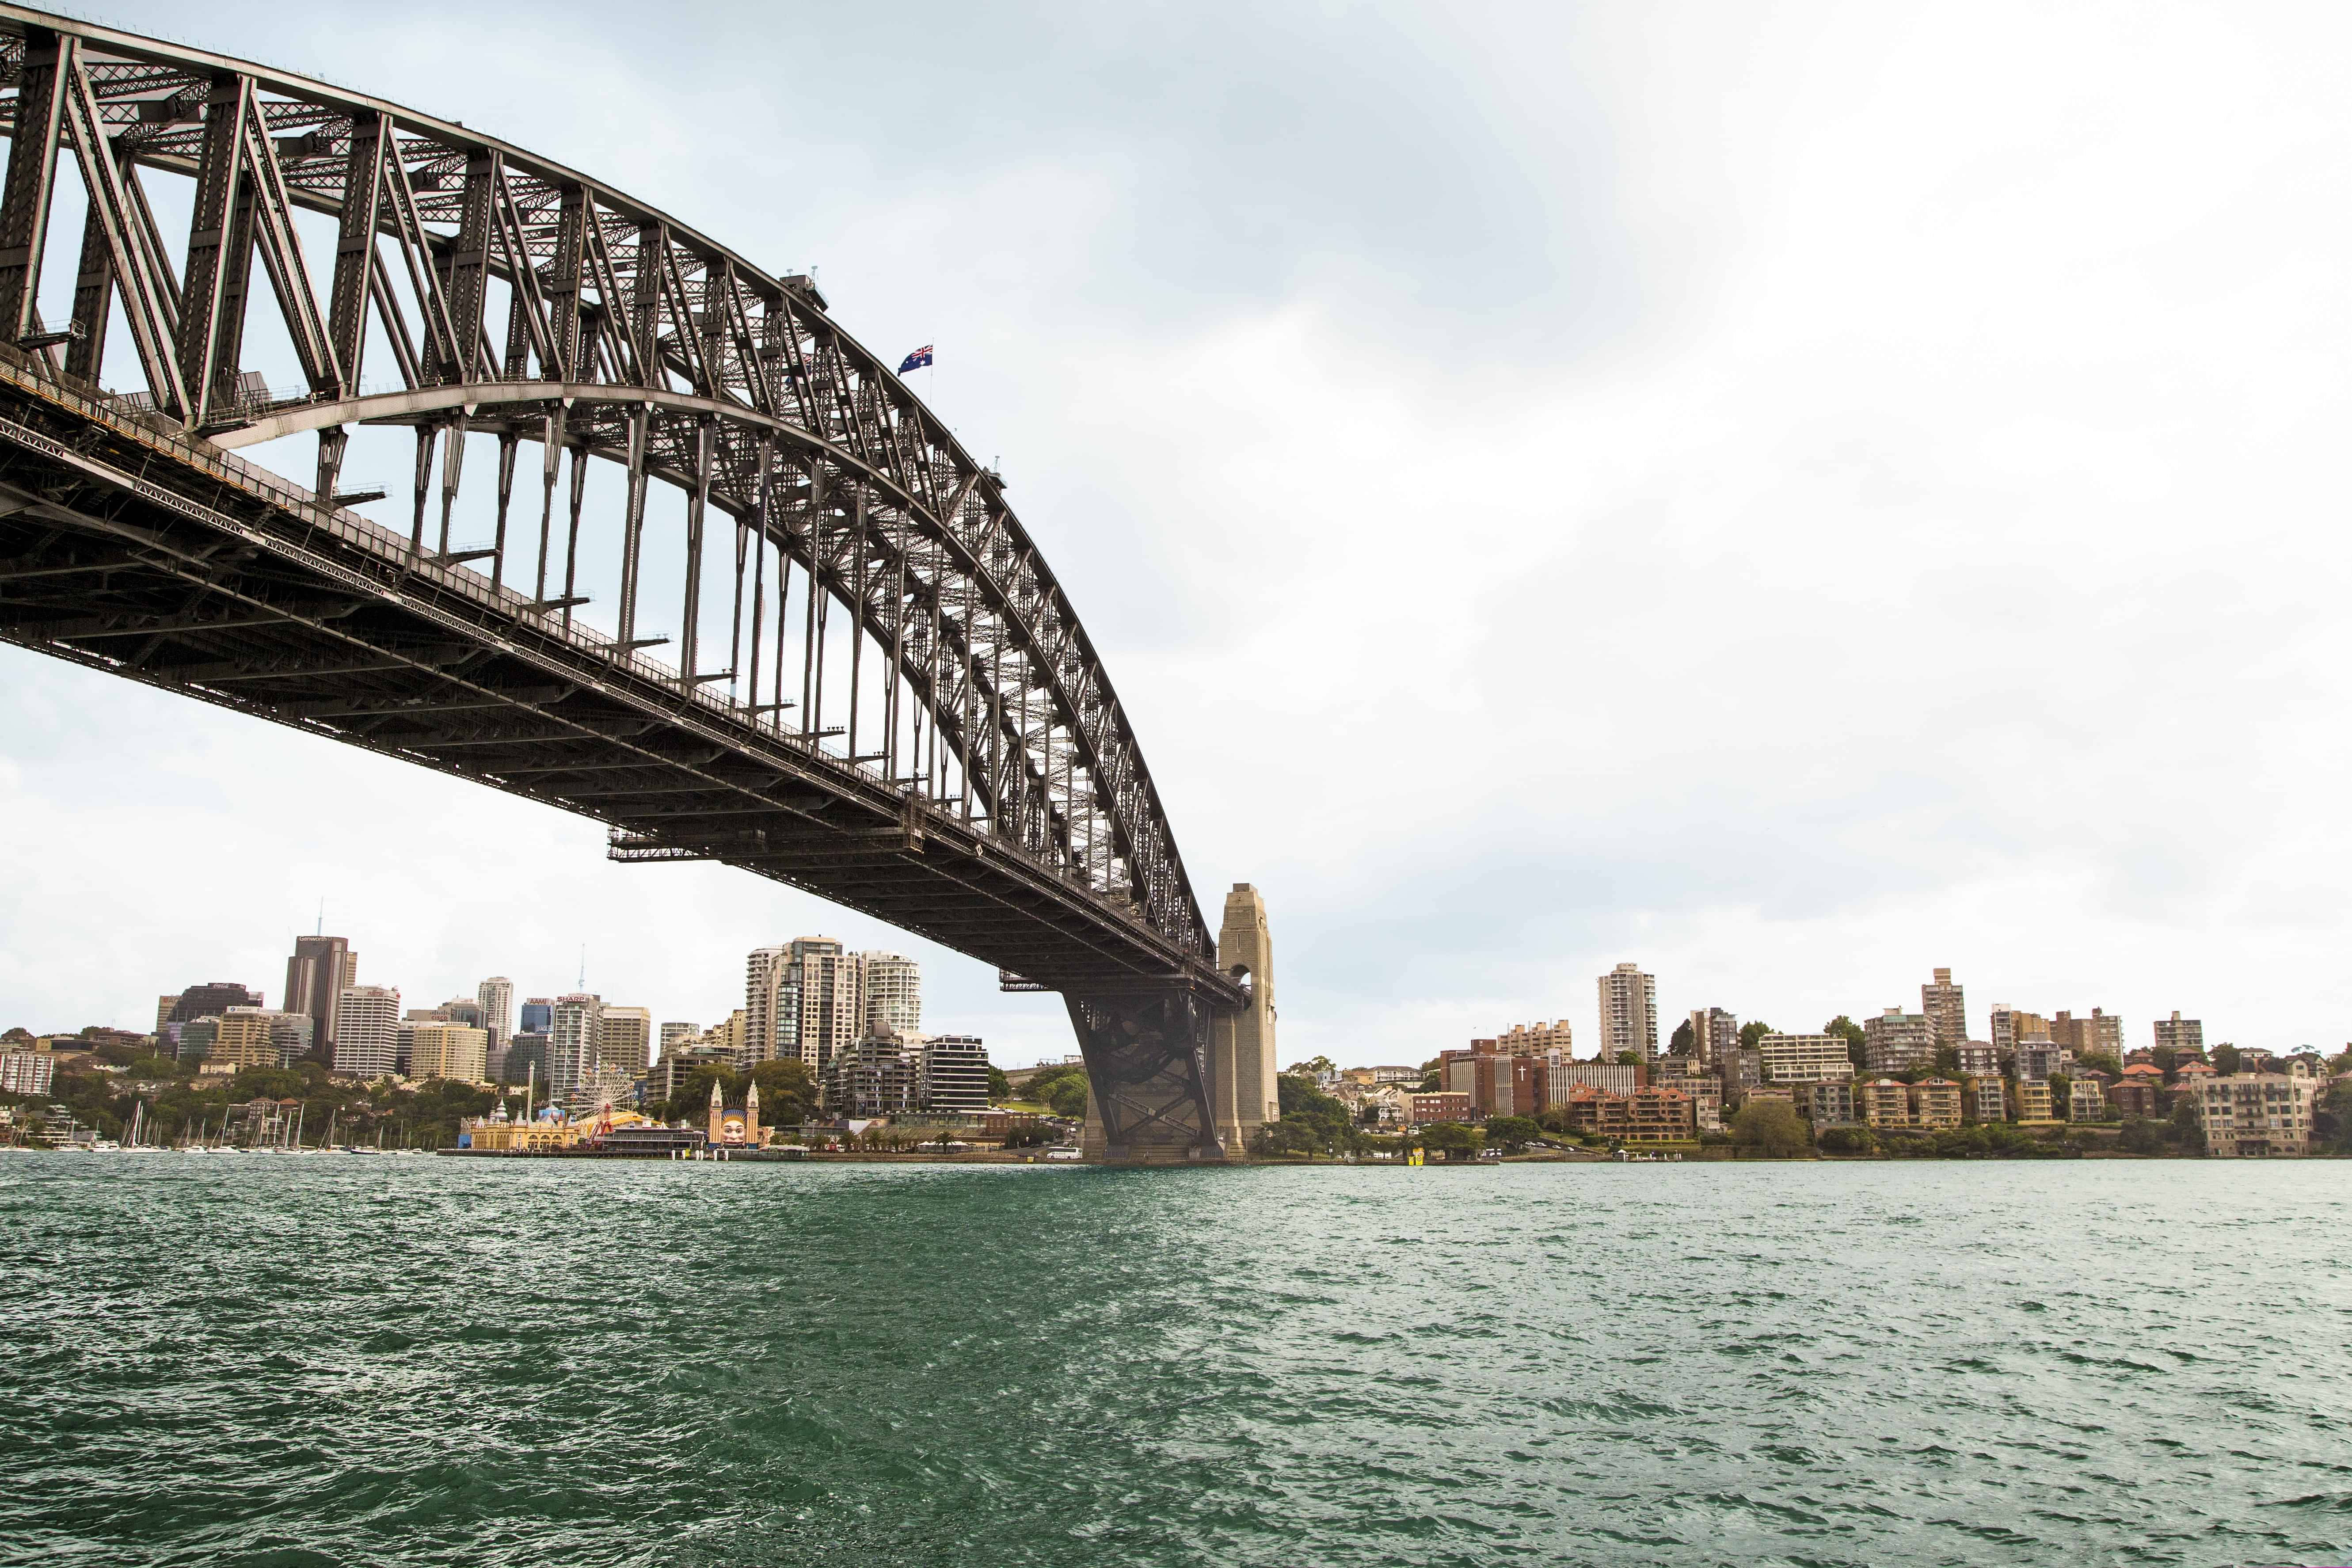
xmin=0 ymin=7 xmax=1274 ymax=1161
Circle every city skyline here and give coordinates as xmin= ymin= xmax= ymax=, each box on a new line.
xmin=6 ymin=0 xmax=2352 ymax=1071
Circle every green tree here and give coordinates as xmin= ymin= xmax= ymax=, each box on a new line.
xmin=1287 ymin=1055 xmax=1336 ymax=1079
xmin=1667 ymin=1019 xmax=1695 ymax=1056
xmin=2211 ymin=1043 xmax=2242 ymax=1077
xmin=1823 ymin=1016 xmax=1868 ymax=1073
xmin=1933 ymin=1045 xmax=1961 ymax=1078
xmin=1419 ymin=1121 xmax=1480 ymax=1161
xmin=1738 ymin=1020 xmax=1774 ymax=1050
xmin=750 ymin=1059 xmax=819 ymax=1125
xmin=1044 ymin=1075 xmax=1090 ymax=1120
xmin=1416 ymin=1056 xmax=1443 ymax=1092
xmin=1614 ymin=1050 xmax=1641 ymax=1066
xmin=1485 ymin=1115 xmax=1540 ymax=1152
xmin=986 ymin=1065 xmax=1012 ymax=1101
xmin=1732 ymin=1100 xmax=1810 ymax=1157
xmin=2076 ymin=1052 xmax=2122 ymax=1079
xmin=1815 ymin=1125 xmax=1876 ymax=1155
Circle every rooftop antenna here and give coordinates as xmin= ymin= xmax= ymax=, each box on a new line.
xmin=578 ymin=944 xmax=586 ymax=990
xmin=316 ymin=897 xmax=325 ymax=937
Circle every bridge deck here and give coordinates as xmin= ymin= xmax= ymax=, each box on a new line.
xmin=0 ymin=350 xmax=1237 ymax=1005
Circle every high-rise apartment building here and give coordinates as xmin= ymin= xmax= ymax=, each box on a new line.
xmin=1491 ymin=1020 xmax=1576 ymax=1056
xmin=2152 ymin=1011 xmax=2204 ymax=1055
xmin=597 ymin=1007 xmax=653 ymax=1075
xmin=2049 ymin=1009 xmax=2122 ymax=1061
xmin=1863 ymin=1008 xmax=1937 ymax=1073
xmin=862 ymin=952 xmax=921 ymax=1038
xmin=501 ymin=1032 xmax=549 ymax=1087
xmin=519 ymin=997 xmax=554 ymax=1035
xmin=1988 ymin=1005 xmax=2049 ymax=1055
xmin=548 ymin=993 xmax=604 ymax=1101
xmin=476 ymin=978 xmax=514 ymax=1050
xmin=920 ymin=1034 xmax=991 ymax=1114
xmin=333 ymin=985 xmax=401 ymax=1077
xmin=1758 ymin=1033 xmax=1855 ymax=1083
xmin=659 ymin=1021 xmax=700 ymax=1059
xmin=1688 ymin=1008 xmax=1739 ymax=1065
xmin=1922 ymin=968 xmax=1966 ymax=1050
xmin=410 ymin=1023 xmax=490 ymax=1083
xmin=747 ymin=939 xmax=864 ymax=1072
xmin=1597 ymin=963 xmax=1658 ymax=1062
xmin=285 ymin=936 xmax=357 ymax=1062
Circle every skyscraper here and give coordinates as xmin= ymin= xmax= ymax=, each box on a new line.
xmin=333 ymin=985 xmax=401 ymax=1078
xmin=1922 ymin=967 xmax=1966 ymax=1050
xmin=285 ymin=936 xmax=356 ymax=1062
xmin=746 ymin=939 xmax=864 ymax=1072
xmin=1597 ymin=963 xmax=1658 ymax=1063
xmin=659 ymin=1021 xmax=699 ymax=1059
xmin=548 ymin=993 xmax=603 ymax=1102
xmin=862 ymin=952 xmax=921 ymax=1037
xmin=476 ymin=977 xmax=515 ymax=1050
xmin=519 ymin=997 xmax=553 ymax=1035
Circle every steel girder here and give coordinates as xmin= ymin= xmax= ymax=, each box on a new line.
xmin=0 ymin=6 xmax=1226 ymax=986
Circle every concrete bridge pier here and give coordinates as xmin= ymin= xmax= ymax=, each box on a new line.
xmin=1206 ymin=883 xmax=1278 ymax=1157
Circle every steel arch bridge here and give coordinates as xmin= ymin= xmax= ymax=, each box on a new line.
xmin=0 ymin=7 xmax=1278 ymax=1162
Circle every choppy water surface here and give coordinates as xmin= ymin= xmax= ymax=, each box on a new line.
xmin=4 ymin=1156 xmax=2348 ymax=1567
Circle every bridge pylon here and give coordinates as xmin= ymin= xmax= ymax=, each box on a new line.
xmin=1072 ymin=882 xmax=1275 ymax=1165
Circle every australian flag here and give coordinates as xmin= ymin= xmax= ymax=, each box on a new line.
xmin=898 ymin=345 xmax=933 ymax=374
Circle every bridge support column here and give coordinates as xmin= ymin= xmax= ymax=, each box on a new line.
xmin=1207 ymin=883 xmax=1278 ymax=1157
xmin=1067 ymin=990 xmax=1228 ymax=1165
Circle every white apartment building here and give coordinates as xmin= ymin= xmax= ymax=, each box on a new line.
xmin=2152 ymin=1011 xmax=2204 ymax=1055
xmin=920 ymin=1034 xmax=990 ymax=1114
xmin=548 ymin=993 xmax=603 ymax=1101
xmin=1688 ymin=1007 xmax=1739 ymax=1064
xmin=1596 ymin=963 xmax=1658 ymax=1062
xmin=1954 ymin=1041 xmax=2000 ymax=1079
xmin=862 ymin=952 xmax=922 ymax=1038
xmin=332 ymin=985 xmax=402 ymax=1078
xmin=1758 ymin=1033 xmax=1855 ymax=1084
xmin=476 ymin=977 xmax=514 ymax=1049
xmin=1863 ymin=1008 xmax=1937 ymax=1073
xmin=746 ymin=939 xmax=865 ymax=1071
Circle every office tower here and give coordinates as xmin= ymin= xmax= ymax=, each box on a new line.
xmin=198 ymin=1007 xmax=315 ymax=1070
xmin=2050 ymin=1009 xmax=2123 ymax=1060
xmin=1596 ymin=963 xmax=1658 ymax=1062
xmin=1989 ymin=1005 xmax=2048 ymax=1055
xmin=747 ymin=939 xmax=864 ymax=1072
xmin=476 ymin=978 xmax=514 ymax=1050
xmin=660 ymin=1021 xmax=700 ymax=1058
xmin=501 ymin=1031 xmax=549 ymax=1087
xmin=920 ymin=1034 xmax=990 ymax=1114
xmin=519 ymin=997 xmax=553 ymax=1035
xmin=2152 ymin=1011 xmax=2204 ymax=1055
xmin=548 ymin=993 xmax=603 ymax=1101
xmin=410 ymin=1023 xmax=490 ymax=1083
xmin=154 ymin=995 xmax=177 ymax=1033
xmin=1922 ymin=968 xmax=1966 ymax=1050
xmin=167 ymin=981 xmax=263 ymax=1024
xmin=438 ymin=997 xmax=486 ymax=1031
xmin=285 ymin=936 xmax=357 ymax=1062
xmin=861 ymin=952 xmax=922 ymax=1038
xmin=1863 ymin=1007 xmax=1937 ymax=1073
xmin=1758 ymin=1032 xmax=1856 ymax=1083
xmin=1491 ymin=1020 xmax=1575 ymax=1055
xmin=333 ymin=986 xmax=401 ymax=1077
xmin=597 ymin=1007 xmax=653 ymax=1075
xmin=1688 ymin=1008 xmax=1739 ymax=1064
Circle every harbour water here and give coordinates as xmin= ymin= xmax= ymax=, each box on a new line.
xmin=3 ymin=1156 xmax=2346 ymax=1566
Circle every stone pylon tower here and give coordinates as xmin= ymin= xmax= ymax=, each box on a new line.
xmin=1210 ymin=883 xmax=1277 ymax=1156
xmin=744 ymin=1079 xmax=761 ymax=1146
xmin=707 ymin=1077 xmax=723 ymax=1145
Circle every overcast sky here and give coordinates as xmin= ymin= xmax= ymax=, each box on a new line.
xmin=4 ymin=0 xmax=2348 ymax=1066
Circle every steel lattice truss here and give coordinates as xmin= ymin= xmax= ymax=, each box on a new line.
xmin=0 ymin=6 xmax=1231 ymax=993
